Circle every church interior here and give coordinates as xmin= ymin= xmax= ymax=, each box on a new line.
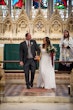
xmin=0 ymin=0 xmax=73 ymax=106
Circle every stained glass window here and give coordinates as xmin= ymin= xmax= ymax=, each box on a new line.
xmin=54 ymin=0 xmax=67 ymax=9
xmin=33 ymin=0 xmax=48 ymax=9
xmin=0 ymin=0 xmax=8 ymax=17
xmin=0 ymin=0 xmax=73 ymax=19
xmin=41 ymin=0 xmax=48 ymax=8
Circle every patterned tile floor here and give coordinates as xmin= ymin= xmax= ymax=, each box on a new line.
xmin=4 ymin=84 xmax=69 ymax=97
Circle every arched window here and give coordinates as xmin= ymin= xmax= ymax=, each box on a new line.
xmin=0 ymin=0 xmax=8 ymax=17
xmin=53 ymin=0 xmax=68 ymax=19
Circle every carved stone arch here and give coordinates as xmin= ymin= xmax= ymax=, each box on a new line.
xmin=49 ymin=9 xmax=63 ymax=38
xmin=32 ymin=9 xmax=47 ymax=38
xmin=66 ymin=12 xmax=73 ymax=33
xmin=3 ymin=11 xmax=13 ymax=35
xmin=16 ymin=9 xmax=30 ymax=38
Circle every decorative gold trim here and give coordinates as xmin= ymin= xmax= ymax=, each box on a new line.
xmin=0 ymin=37 xmax=60 ymax=41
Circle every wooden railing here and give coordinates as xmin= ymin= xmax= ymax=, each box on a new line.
xmin=0 ymin=60 xmax=73 ymax=73
xmin=0 ymin=60 xmax=73 ymax=63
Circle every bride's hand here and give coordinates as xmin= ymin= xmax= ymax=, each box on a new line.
xmin=34 ymin=56 xmax=40 ymax=61
xmin=19 ymin=61 xmax=24 ymax=66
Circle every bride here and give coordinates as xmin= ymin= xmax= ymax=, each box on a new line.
xmin=37 ymin=37 xmax=56 ymax=91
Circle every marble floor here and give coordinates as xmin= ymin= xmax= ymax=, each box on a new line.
xmin=1 ymin=73 xmax=72 ymax=103
xmin=0 ymin=83 xmax=73 ymax=103
xmin=0 ymin=103 xmax=73 ymax=110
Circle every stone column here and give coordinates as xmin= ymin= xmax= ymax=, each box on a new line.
xmin=70 ymin=69 xmax=73 ymax=97
xmin=25 ymin=0 xmax=32 ymax=18
xmin=0 ymin=65 xmax=5 ymax=103
xmin=68 ymin=0 xmax=72 ymax=16
xmin=8 ymin=0 xmax=11 ymax=15
xmin=47 ymin=0 xmax=53 ymax=18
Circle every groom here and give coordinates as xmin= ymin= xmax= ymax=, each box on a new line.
xmin=19 ymin=33 xmax=40 ymax=89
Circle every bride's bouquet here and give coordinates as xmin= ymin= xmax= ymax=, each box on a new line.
xmin=46 ymin=45 xmax=57 ymax=54
xmin=46 ymin=45 xmax=57 ymax=66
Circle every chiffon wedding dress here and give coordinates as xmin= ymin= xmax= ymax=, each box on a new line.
xmin=37 ymin=45 xmax=56 ymax=89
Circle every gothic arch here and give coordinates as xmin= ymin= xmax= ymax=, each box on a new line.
xmin=3 ymin=11 xmax=13 ymax=38
xmin=32 ymin=9 xmax=47 ymax=39
xmin=66 ymin=12 xmax=73 ymax=33
xmin=16 ymin=9 xmax=30 ymax=38
xmin=49 ymin=9 xmax=63 ymax=39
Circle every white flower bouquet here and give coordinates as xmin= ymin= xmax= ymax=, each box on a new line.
xmin=46 ymin=46 xmax=57 ymax=54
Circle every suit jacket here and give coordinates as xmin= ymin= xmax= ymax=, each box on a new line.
xmin=19 ymin=40 xmax=40 ymax=63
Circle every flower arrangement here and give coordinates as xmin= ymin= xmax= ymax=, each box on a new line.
xmin=46 ymin=45 xmax=57 ymax=54
xmin=46 ymin=45 xmax=57 ymax=66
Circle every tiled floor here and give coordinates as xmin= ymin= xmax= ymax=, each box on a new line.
xmin=4 ymin=84 xmax=69 ymax=97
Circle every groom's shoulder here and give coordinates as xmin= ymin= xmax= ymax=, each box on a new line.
xmin=20 ymin=40 xmax=26 ymax=45
xmin=31 ymin=39 xmax=35 ymax=41
xmin=31 ymin=39 xmax=36 ymax=43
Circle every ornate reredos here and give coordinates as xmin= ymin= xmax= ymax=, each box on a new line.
xmin=0 ymin=10 xmax=3 ymax=21
xmin=66 ymin=12 xmax=73 ymax=33
xmin=0 ymin=9 xmax=73 ymax=43
xmin=49 ymin=9 xmax=63 ymax=38
xmin=3 ymin=11 xmax=12 ymax=34
xmin=16 ymin=9 xmax=30 ymax=38
xmin=32 ymin=9 xmax=47 ymax=38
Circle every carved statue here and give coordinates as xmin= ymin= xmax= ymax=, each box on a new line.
xmin=17 ymin=21 xmax=27 ymax=33
xmin=4 ymin=20 xmax=12 ymax=33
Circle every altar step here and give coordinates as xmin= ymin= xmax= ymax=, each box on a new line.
xmin=2 ymin=96 xmax=73 ymax=103
xmin=1 ymin=71 xmax=72 ymax=103
xmin=0 ymin=84 xmax=72 ymax=103
xmin=5 ymin=71 xmax=70 ymax=84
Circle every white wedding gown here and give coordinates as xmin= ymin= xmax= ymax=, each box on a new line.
xmin=37 ymin=46 xmax=56 ymax=89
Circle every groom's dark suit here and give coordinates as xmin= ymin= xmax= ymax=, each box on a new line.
xmin=19 ymin=40 xmax=40 ymax=88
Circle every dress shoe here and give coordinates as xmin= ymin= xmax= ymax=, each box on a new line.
xmin=31 ymin=83 xmax=33 ymax=87
xmin=27 ymin=85 xmax=30 ymax=89
xmin=29 ymin=82 xmax=33 ymax=87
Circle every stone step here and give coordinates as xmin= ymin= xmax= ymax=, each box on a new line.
xmin=5 ymin=72 xmax=70 ymax=84
xmin=1 ymin=96 xmax=73 ymax=103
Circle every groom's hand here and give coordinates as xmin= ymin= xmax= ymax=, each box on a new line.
xmin=34 ymin=56 xmax=40 ymax=61
xmin=19 ymin=61 xmax=24 ymax=66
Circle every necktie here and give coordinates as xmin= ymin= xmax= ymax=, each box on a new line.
xmin=28 ymin=41 xmax=30 ymax=46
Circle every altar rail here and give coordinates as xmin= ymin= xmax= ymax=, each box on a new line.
xmin=0 ymin=60 xmax=73 ymax=73
xmin=0 ymin=60 xmax=73 ymax=63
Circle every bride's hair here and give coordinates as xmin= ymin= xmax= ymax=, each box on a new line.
xmin=63 ymin=30 xmax=70 ymax=40
xmin=46 ymin=37 xmax=51 ymax=46
xmin=42 ymin=37 xmax=51 ymax=48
